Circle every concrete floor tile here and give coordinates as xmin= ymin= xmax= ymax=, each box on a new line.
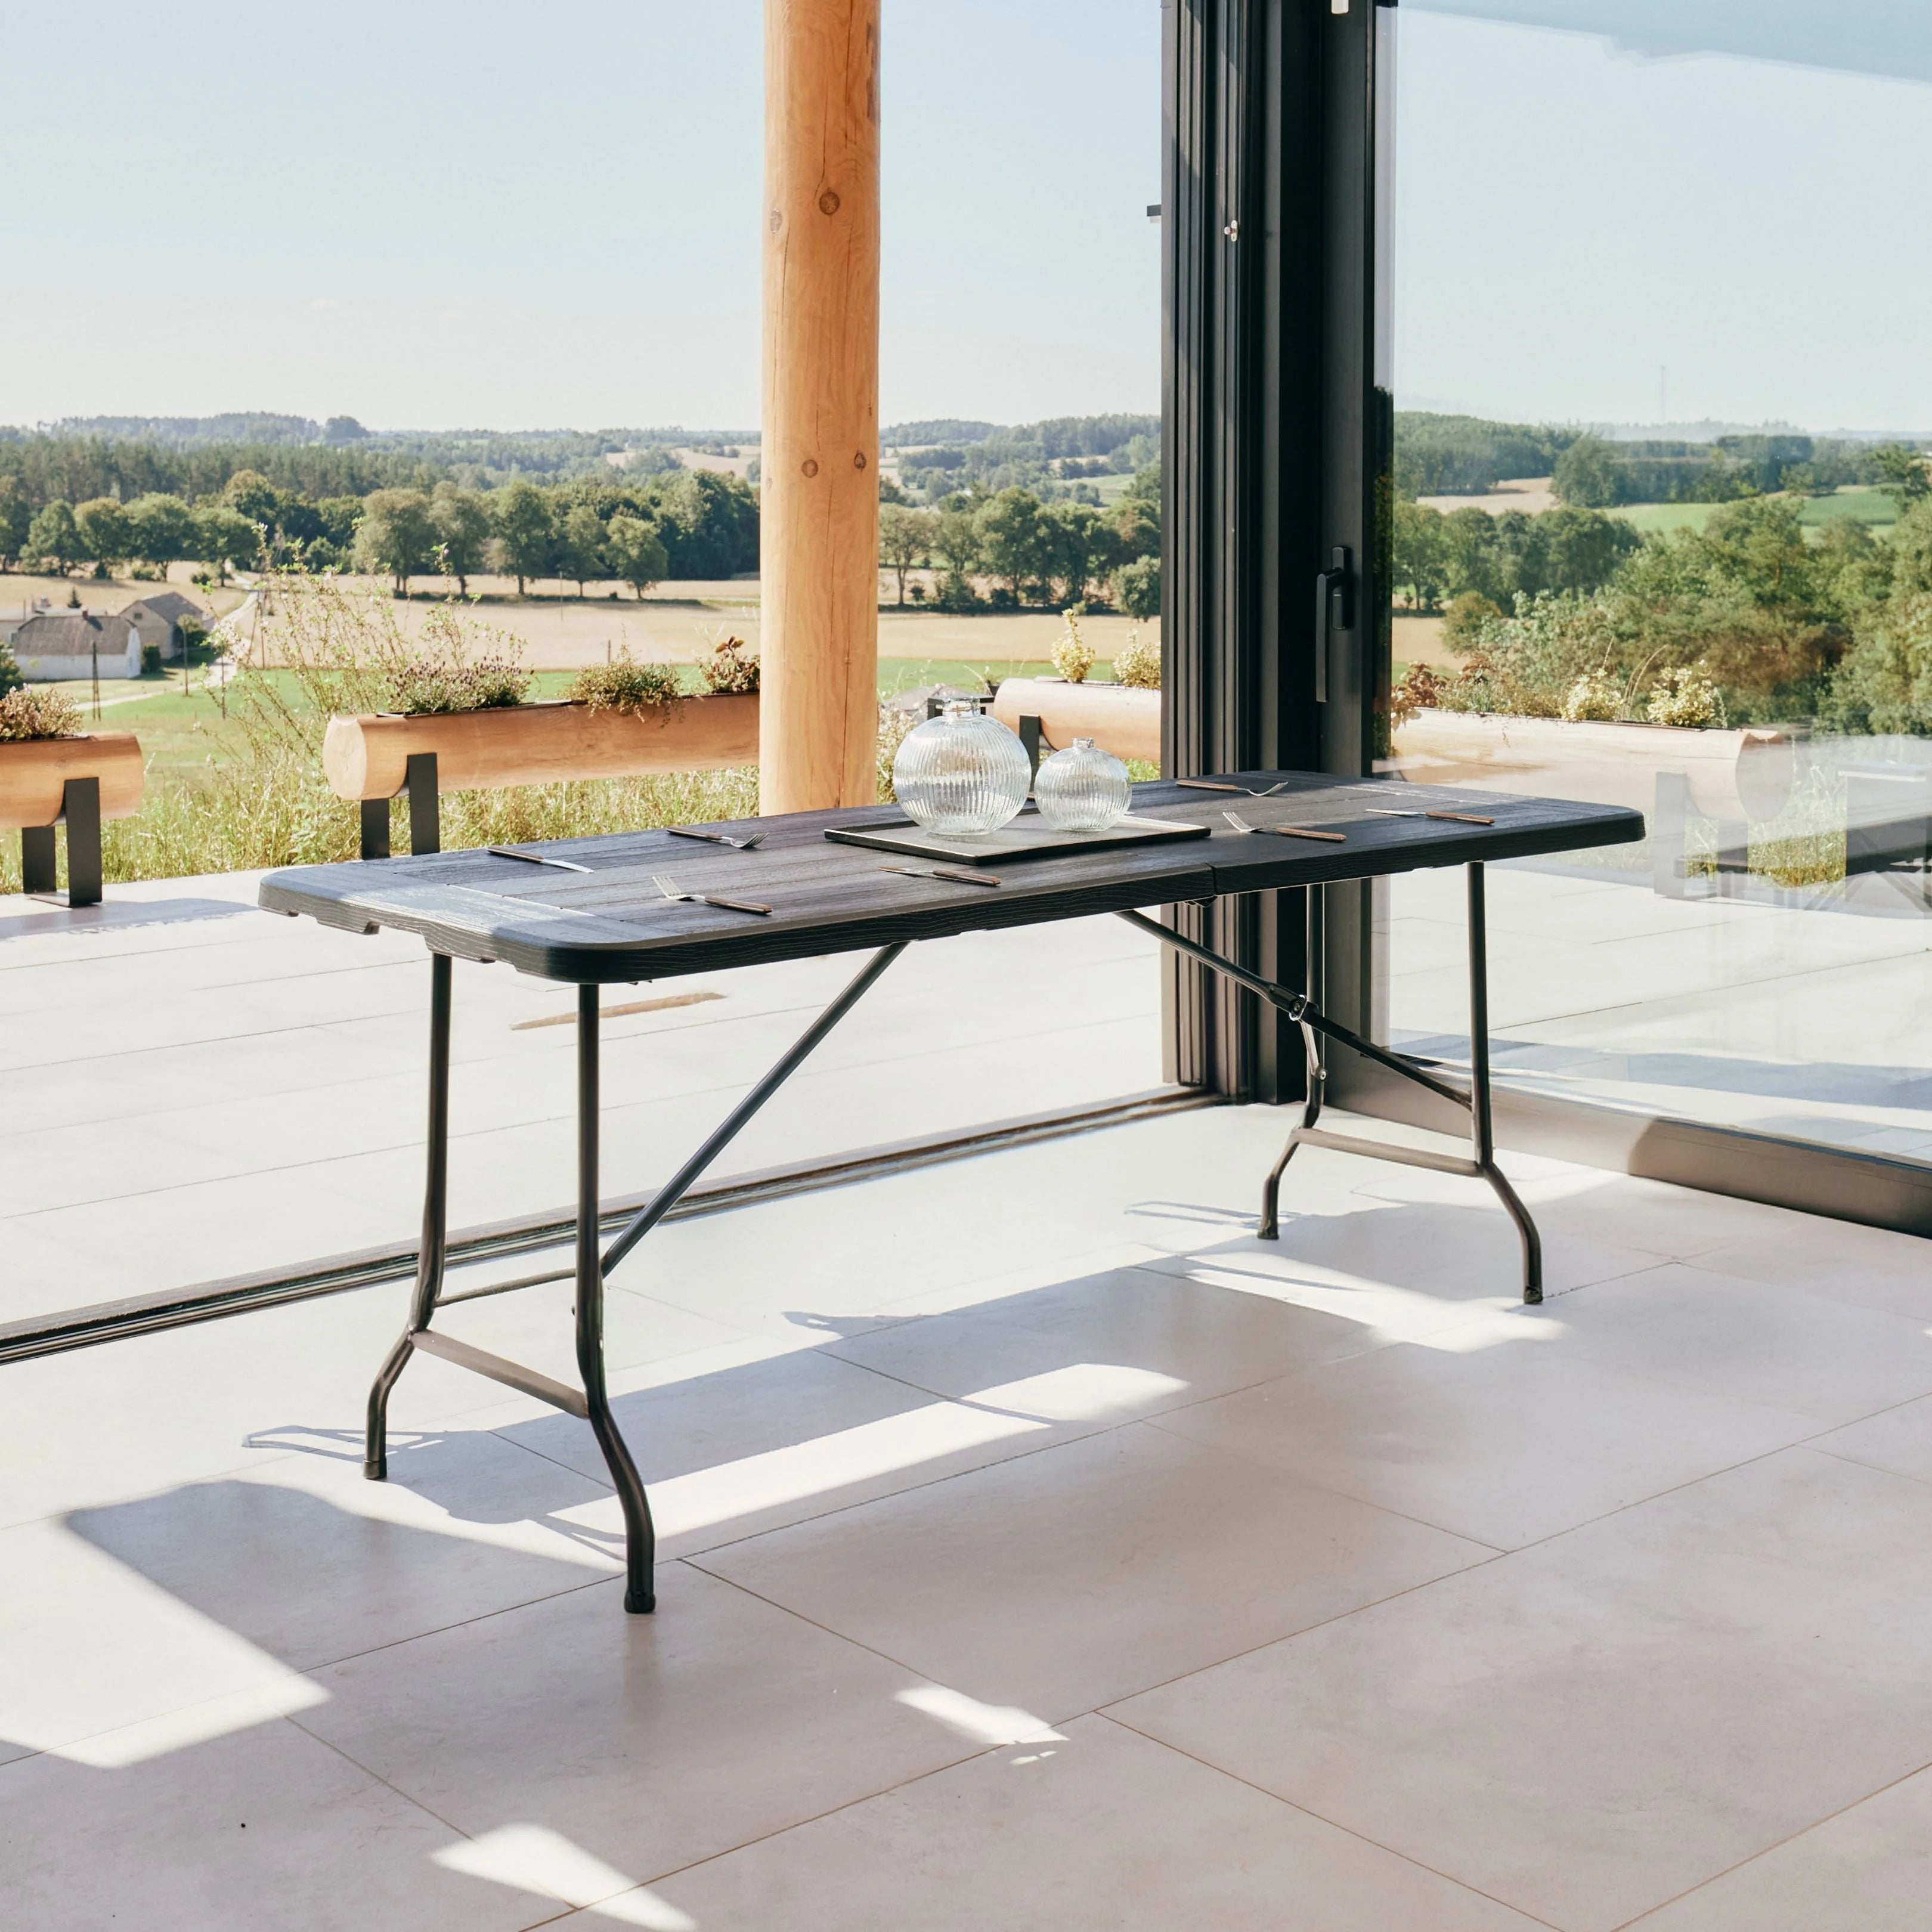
xmin=1148 ymin=1334 xmax=1820 ymax=1549
xmin=1627 ymin=1763 xmax=1932 ymax=1930
xmin=695 ymin=1422 xmax=1493 ymax=1720
xmin=1691 ymin=1222 xmax=1932 ymax=1323
xmin=1808 ymin=1392 xmax=1932 ymax=1490
xmin=502 ymin=1342 xmax=1072 ymax=1558
xmin=60 ymin=1429 xmax=620 ymax=1679
xmin=1110 ymin=1448 xmax=1932 ymax=1932
xmin=1552 ymin=1264 xmax=1932 ymax=1427
xmin=295 ymin=1562 xmax=982 ymax=1887
xmin=0 ymin=1718 xmax=552 ymax=1931
xmin=645 ymin=1713 xmax=1548 ymax=1932
xmin=822 ymin=1262 xmax=1400 ymax=1416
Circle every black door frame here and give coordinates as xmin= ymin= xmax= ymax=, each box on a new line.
xmin=1160 ymin=0 xmax=1389 ymax=1102
xmin=1160 ymin=0 xmax=1932 ymax=1244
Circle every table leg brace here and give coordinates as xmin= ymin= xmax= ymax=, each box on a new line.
xmin=1119 ymin=862 xmax=1543 ymax=1303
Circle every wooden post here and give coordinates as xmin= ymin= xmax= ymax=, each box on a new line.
xmin=761 ymin=0 xmax=881 ymax=813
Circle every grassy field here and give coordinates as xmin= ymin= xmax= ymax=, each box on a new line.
xmin=1615 ymin=490 xmax=1899 ymax=538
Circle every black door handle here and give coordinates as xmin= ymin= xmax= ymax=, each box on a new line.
xmin=1315 ymin=545 xmax=1353 ymax=704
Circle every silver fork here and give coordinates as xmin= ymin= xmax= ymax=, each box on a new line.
xmin=1222 ymin=810 xmax=1347 ymax=843
xmin=651 ymin=872 xmax=772 ymax=917
xmin=1176 ymin=779 xmax=1295 ymax=797
xmin=668 ymin=826 xmax=767 ymax=850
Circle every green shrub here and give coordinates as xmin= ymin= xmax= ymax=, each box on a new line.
xmin=1113 ymin=628 xmax=1161 ymax=689
xmin=566 ymin=652 xmax=681 ymax=716
xmin=1051 ymin=611 xmax=1094 ymax=683
xmin=389 ymin=652 xmax=530 ymax=714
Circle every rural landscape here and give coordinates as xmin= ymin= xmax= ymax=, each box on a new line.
xmin=2 ymin=405 xmax=1928 ymax=890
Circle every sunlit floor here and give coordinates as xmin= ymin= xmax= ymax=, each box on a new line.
xmin=6 ymin=1101 xmax=1932 ymax=1928
xmin=1394 ymin=857 xmax=1932 ymax=1159
xmin=0 ymin=874 xmax=1165 ymax=1329
xmin=10 ymin=847 xmax=1932 ymax=1333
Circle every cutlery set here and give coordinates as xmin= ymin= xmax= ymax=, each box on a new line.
xmin=497 ymin=791 xmax=1501 ymax=920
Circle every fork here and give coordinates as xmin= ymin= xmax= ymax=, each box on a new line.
xmin=1222 ymin=810 xmax=1348 ymax=843
xmin=651 ymin=872 xmax=772 ymax=916
xmin=668 ymin=826 xmax=767 ymax=850
xmin=1176 ymin=779 xmax=1295 ymax=797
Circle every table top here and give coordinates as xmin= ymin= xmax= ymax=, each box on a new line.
xmin=258 ymin=772 xmax=1642 ymax=984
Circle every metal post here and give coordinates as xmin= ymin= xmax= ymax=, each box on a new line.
xmin=20 ymin=825 xmax=57 ymax=897
xmin=359 ymin=797 xmax=391 ymax=862
xmin=405 ymin=751 xmax=440 ymax=856
xmin=1467 ymin=863 xmax=1541 ymax=1302
xmin=364 ymin=952 xmax=454 ymax=1478
xmin=574 ymin=984 xmax=658 ymax=1614
xmin=61 ymin=778 xmax=102 ymax=909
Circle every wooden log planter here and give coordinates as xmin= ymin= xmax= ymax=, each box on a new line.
xmin=989 ymin=678 xmax=1162 ymax=766
xmin=0 ymin=732 xmax=145 ymax=908
xmin=1392 ymin=708 xmax=1794 ymax=822
xmin=1393 ymin=708 xmax=1796 ymax=898
xmin=322 ymin=694 xmax=760 ymax=858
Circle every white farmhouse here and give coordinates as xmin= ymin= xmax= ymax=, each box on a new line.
xmin=3 ymin=610 xmax=143 ymax=682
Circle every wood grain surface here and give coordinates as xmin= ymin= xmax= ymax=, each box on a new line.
xmin=760 ymin=0 xmax=882 ymax=813
xmin=261 ymin=772 xmax=1643 ymax=986
xmin=0 ymin=733 xmax=144 ymax=828
xmin=320 ymin=696 xmax=758 ymax=801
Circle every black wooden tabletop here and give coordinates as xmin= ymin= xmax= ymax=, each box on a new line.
xmin=258 ymin=772 xmax=1642 ymax=984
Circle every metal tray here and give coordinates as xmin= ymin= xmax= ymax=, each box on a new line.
xmin=823 ymin=812 xmax=1210 ymax=866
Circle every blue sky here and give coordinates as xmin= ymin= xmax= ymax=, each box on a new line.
xmin=4 ymin=4 xmax=1923 ymax=435
xmin=0 ymin=1 xmax=1160 ymax=432
xmin=1401 ymin=1 xmax=1932 ymax=431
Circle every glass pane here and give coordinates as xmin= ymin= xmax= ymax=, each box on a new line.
xmin=1385 ymin=2 xmax=1932 ymax=1159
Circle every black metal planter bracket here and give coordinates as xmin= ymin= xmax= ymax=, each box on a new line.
xmin=1117 ymin=861 xmax=1543 ymax=1304
xmin=361 ymin=939 xmax=909 ymax=1614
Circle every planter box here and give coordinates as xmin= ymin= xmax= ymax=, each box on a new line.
xmin=322 ymin=693 xmax=760 ymax=802
xmin=989 ymin=678 xmax=1161 ymax=765
xmin=0 ymin=732 xmax=145 ymax=829
xmin=1392 ymin=708 xmax=1794 ymax=824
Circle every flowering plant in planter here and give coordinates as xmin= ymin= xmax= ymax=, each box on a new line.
xmin=0 ymin=689 xmax=83 ymax=741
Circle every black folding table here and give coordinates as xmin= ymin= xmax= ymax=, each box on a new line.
xmin=261 ymin=771 xmax=1641 ymax=1613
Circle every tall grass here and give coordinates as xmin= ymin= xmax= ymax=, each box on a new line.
xmin=0 ymin=572 xmax=880 ymax=892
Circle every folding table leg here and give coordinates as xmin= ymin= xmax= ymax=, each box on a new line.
xmin=1259 ymin=885 xmax=1326 ymax=1240
xmin=1466 ymin=863 xmax=1542 ymax=1302
xmin=364 ymin=952 xmax=453 ymax=1479
xmin=573 ymin=987 xmax=657 ymax=1613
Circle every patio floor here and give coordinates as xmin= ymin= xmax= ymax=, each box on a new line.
xmin=6 ymin=1094 xmax=1932 ymax=1928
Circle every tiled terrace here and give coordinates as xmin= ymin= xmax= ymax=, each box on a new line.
xmin=6 ymin=870 xmax=1932 ymax=1927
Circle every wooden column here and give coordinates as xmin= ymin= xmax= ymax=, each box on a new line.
xmin=760 ymin=0 xmax=881 ymax=813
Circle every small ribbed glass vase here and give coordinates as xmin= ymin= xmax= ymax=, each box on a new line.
xmin=1033 ymin=736 xmax=1132 ymax=833
xmin=891 ymin=701 xmax=1033 ymax=836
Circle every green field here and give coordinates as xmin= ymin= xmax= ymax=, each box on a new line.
xmin=1615 ymin=490 xmax=1899 ymax=540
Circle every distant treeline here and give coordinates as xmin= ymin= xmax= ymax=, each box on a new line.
xmin=1550 ymin=433 xmax=1900 ymax=508
xmin=0 ymin=466 xmax=760 ymax=593
xmin=877 ymin=466 xmax=1162 ymax=618
xmin=1395 ymin=412 xmax=1918 ymax=506
xmin=891 ymin=413 xmax=1160 ymax=504
xmin=1394 ymin=414 xmax=1583 ymax=497
xmin=0 ymin=419 xmax=745 ymax=494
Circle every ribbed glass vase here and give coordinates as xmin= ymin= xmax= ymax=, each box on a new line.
xmin=891 ymin=701 xmax=1033 ymax=836
xmin=1033 ymin=736 xmax=1132 ymax=832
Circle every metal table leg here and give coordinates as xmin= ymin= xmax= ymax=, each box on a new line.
xmin=1120 ymin=860 xmax=1544 ymax=1304
xmin=364 ymin=952 xmax=452 ymax=1479
xmin=361 ymin=940 xmax=908 ymax=1613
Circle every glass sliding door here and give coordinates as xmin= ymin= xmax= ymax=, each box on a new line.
xmin=1377 ymin=1 xmax=1932 ymax=1176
